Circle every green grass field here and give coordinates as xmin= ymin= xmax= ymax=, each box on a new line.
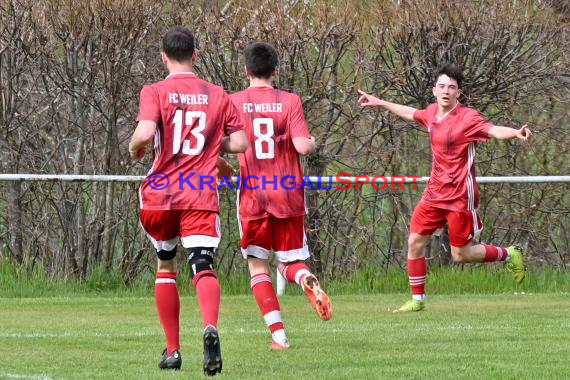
xmin=1 ymin=293 xmax=569 ymax=379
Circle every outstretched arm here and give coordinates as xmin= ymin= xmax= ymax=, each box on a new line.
xmin=488 ymin=124 xmax=532 ymax=141
xmin=358 ymin=90 xmax=417 ymax=122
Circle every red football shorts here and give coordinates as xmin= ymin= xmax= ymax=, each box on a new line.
xmin=239 ymin=215 xmax=310 ymax=262
xmin=410 ymin=202 xmax=483 ymax=247
xmin=140 ymin=209 xmax=221 ymax=251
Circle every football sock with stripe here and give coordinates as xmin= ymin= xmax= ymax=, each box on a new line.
xmin=251 ymin=273 xmax=285 ymax=335
xmin=194 ymin=270 xmax=221 ymax=328
xmin=483 ymin=245 xmax=510 ymax=262
xmin=408 ymin=257 xmax=427 ymax=301
xmin=155 ymin=272 xmax=180 ymax=354
xmin=281 ymin=262 xmax=311 ymax=289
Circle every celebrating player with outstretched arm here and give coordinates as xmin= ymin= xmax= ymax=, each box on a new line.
xmin=129 ymin=26 xmax=247 ymax=375
xmin=358 ymin=64 xmax=531 ymax=312
xmin=230 ymin=42 xmax=331 ymax=349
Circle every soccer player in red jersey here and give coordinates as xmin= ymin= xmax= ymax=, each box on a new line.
xmin=128 ymin=27 xmax=247 ymax=374
xmin=230 ymin=42 xmax=332 ymax=349
xmin=358 ymin=64 xmax=531 ymax=312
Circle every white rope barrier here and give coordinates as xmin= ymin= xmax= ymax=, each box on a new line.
xmin=2 ymin=172 xmax=567 ymax=297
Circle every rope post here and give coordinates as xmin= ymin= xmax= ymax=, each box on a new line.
xmin=276 ymin=267 xmax=287 ymax=296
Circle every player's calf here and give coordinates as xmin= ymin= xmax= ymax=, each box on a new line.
xmin=188 ymin=247 xmax=221 ymax=335
xmin=185 ymin=243 xmax=220 ymax=358
xmin=249 ymin=271 xmax=289 ymax=348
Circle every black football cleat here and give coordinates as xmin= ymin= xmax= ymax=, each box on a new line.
xmin=158 ymin=348 xmax=182 ymax=370
xmin=203 ymin=326 xmax=222 ymax=376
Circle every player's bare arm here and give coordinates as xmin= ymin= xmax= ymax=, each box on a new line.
xmin=488 ymin=124 xmax=532 ymax=141
xmin=293 ymin=136 xmax=316 ymax=156
xmin=221 ymin=129 xmax=248 ymax=153
xmin=129 ymin=120 xmax=157 ymax=159
xmin=357 ymin=90 xmax=417 ymax=122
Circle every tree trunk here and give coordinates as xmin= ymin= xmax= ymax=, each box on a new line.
xmin=101 ymin=181 xmax=115 ymax=269
xmin=305 ymin=159 xmax=326 ymax=277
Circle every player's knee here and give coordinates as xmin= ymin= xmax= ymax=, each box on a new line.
xmin=450 ymin=248 xmax=467 ymax=263
xmin=187 ymin=247 xmax=216 ymax=283
xmin=451 ymin=254 xmax=466 ymax=263
xmin=157 ymin=247 xmax=177 ymax=261
xmin=247 ymin=256 xmax=270 ymax=276
xmin=407 ymin=234 xmax=418 ymax=248
xmin=275 ymin=261 xmax=286 ymax=276
xmin=407 ymin=234 xmax=426 ymax=252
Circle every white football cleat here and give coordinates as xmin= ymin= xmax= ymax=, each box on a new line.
xmin=271 ymin=329 xmax=290 ymax=349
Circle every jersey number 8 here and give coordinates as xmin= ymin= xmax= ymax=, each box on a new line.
xmin=253 ymin=118 xmax=274 ymax=159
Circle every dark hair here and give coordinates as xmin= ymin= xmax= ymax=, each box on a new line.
xmin=435 ymin=64 xmax=464 ymax=88
xmin=244 ymin=42 xmax=279 ymax=79
xmin=162 ymin=27 xmax=195 ymax=62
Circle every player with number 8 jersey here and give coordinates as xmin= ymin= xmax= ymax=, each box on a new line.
xmin=230 ymin=42 xmax=331 ymax=351
xmin=230 ymin=80 xmax=309 ymax=219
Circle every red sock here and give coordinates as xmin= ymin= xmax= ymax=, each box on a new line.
xmin=251 ymin=273 xmax=284 ymax=333
xmin=194 ymin=270 xmax=220 ymax=328
xmin=155 ymin=272 xmax=180 ymax=354
xmin=408 ymin=257 xmax=427 ymax=299
xmin=483 ymin=245 xmax=509 ymax=262
xmin=281 ymin=262 xmax=311 ymax=287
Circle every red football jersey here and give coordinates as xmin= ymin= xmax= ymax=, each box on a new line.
xmin=413 ymin=103 xmax=493 ymax=211
xmin=136 ymin=72 xmax=243 ymax=211
xmin=230 ymin=86 xmax=311 ymax=219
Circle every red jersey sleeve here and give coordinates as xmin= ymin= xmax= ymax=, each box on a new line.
xmin=289 ymin=95 xmax=311 ymax=139
xmin=222 ymin=92 xmax=244 ymax=136
xmin=135 ymin=85 xmax=160 ymax=123
xmin=464 ymin=110 xmax=493 ymax=142
xmin=413 ymin=106 xmax=432 ymax=131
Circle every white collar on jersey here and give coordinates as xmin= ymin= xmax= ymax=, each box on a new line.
xmin=436 ymin=102 xmax=459 ymax=122
xmin=248 ymin=84 xmax=273 ymax=88
xmin=166 ymin=72 xmax=195 ymax=78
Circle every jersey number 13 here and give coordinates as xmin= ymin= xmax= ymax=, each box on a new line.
xmin=172 ymin=110 xmax=206 ymax=155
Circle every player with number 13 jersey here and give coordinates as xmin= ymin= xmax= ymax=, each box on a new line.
xmin=129 ymin=27 xmax=247 ymax=376
xmin=137 ymin=73 xmax=243 ymax=211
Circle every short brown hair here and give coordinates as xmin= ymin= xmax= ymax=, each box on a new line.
xmin=163 ymin=27 xmax=195 ymax=62
xmin=435 ymin=64 xmax=464 ymax=88
xmin=244 ymin=42 xmax=279 ymax=79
